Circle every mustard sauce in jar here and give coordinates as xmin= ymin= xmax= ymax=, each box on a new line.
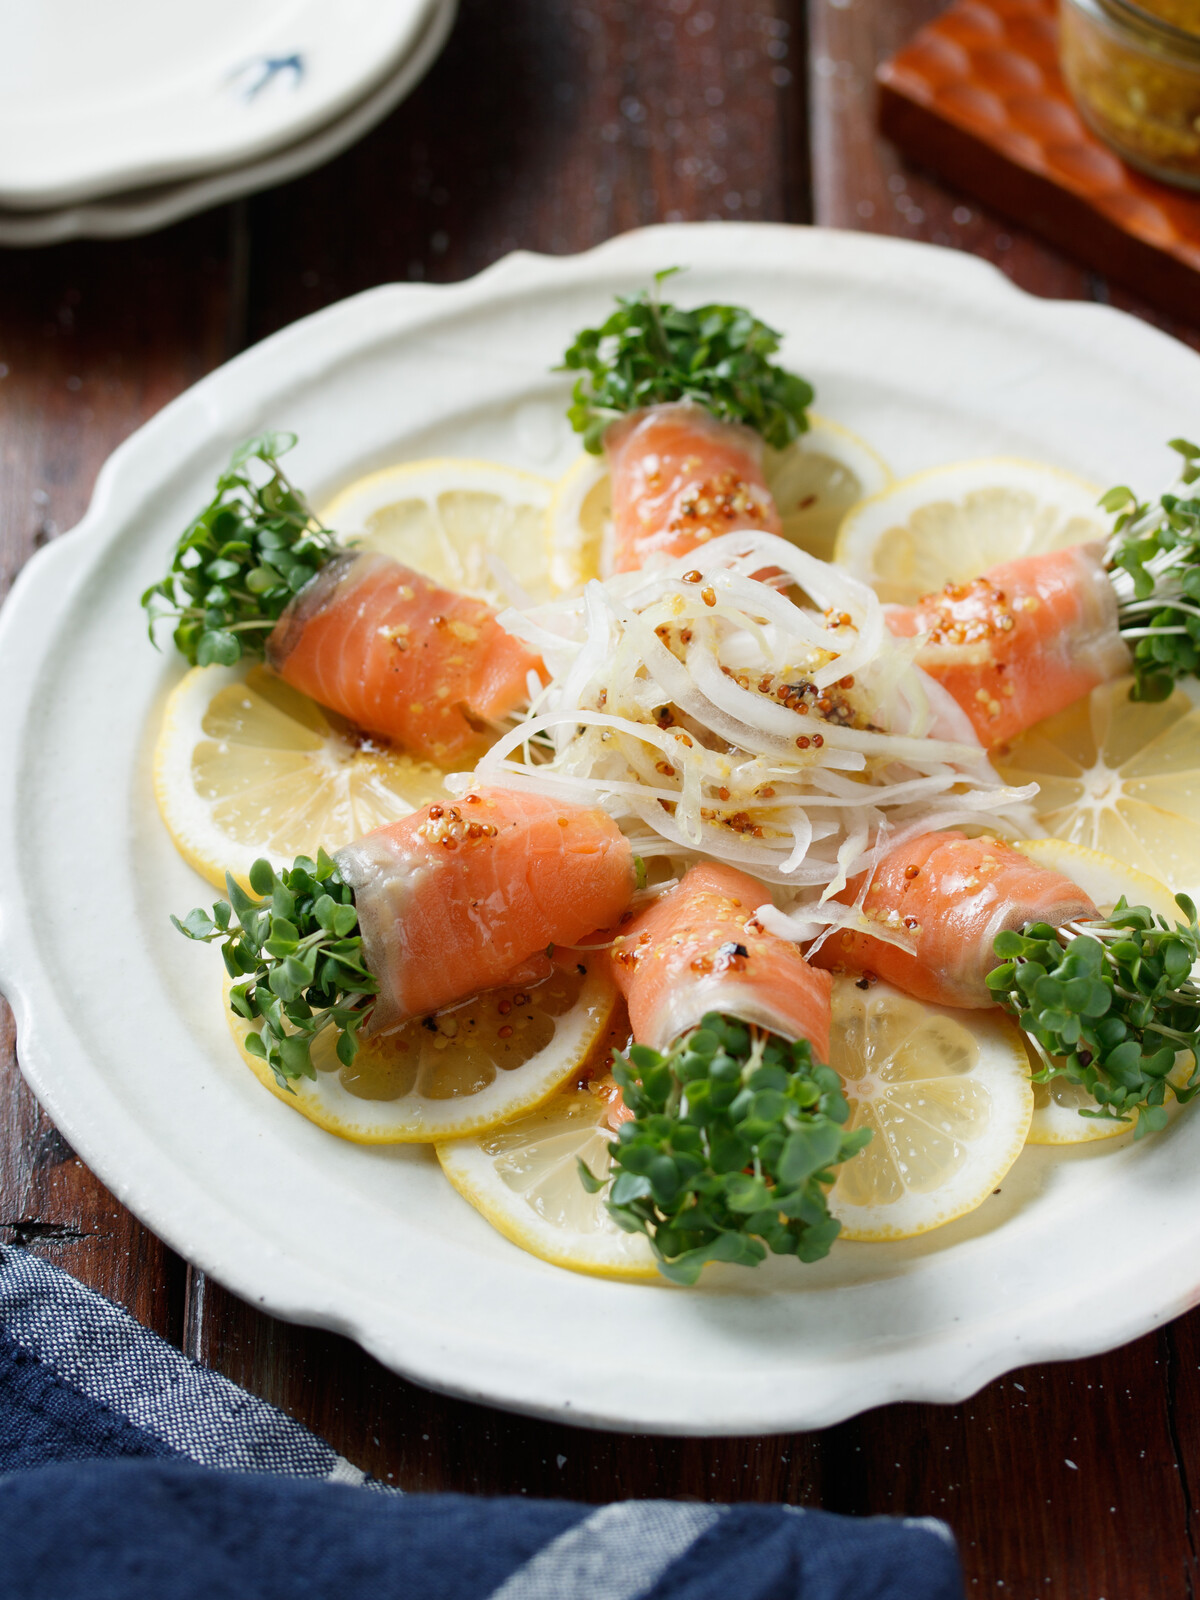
xmin=1060 ymin=0 xmax=1200 ymax=188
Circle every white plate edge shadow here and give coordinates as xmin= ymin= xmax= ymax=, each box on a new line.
xmin=0 ymin=0 xmax=458 ymax=248
xmin=4 ymin=224 xmax=1200 ymax=1434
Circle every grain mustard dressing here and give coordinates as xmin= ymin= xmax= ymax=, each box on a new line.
xmin=321 ymin=966 xmax=590 ymax=1103
xmin=1061 ymin=0 xmax=1200 ymax=188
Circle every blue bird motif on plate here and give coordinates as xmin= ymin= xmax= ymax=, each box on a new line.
xmin=227 ymin=54 xmax=305 ymax=102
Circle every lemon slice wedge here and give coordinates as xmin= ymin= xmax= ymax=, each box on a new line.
xmin=764 ymin=417 xmax=894 ymax=563
xmin=320 ymin=457 xmax=556 ymax=605
xmin=1009 ymin=836 xmax=1192 ymax=1145
xmin=548 ymin=413 xmax=892 ymax=588
xmin=547 ymin=452 xmax=609 ymax=592
xmin=833 ymin=458 xmax=1107 ymax=605
xmin=156 ymin=664 xmax=450 ymax=890
xmin=1011 ymin=837 xmax=1181 ymax=923
xmin=227 ymin=962 xmax=618 ymax=1144
xmin=994 ymin=677 xmax=1200 ymax=906
xmin=828 ymin=977 xmax=1033 ymax=1240
xmin=437 ymin=1068 xmax=658 ymax=1280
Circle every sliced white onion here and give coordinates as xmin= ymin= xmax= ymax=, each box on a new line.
xmin=488 ymin=544 xmax=1036 ymax=911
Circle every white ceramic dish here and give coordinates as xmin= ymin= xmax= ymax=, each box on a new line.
xmin=0 ymin=0 xmax=456 ymax=248
xmin=3 ymin=225 xmax=1200 ymax=1436
xmin=0 ymin=0 xmax=437 ymax=211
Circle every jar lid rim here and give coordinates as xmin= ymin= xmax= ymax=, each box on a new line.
xmin=1083 ymin=0 xmax=1200 ymax=52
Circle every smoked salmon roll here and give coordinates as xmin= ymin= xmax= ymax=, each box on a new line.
xmin=605 ymin=403 xmax=782 ymax=573
xmin=886 ymin=544 xmax=1130 ymax=748
xmin=144 ymin=434 xmax=544 ymax=760
xmin=560 ymin=281 xmax=813 ymax=574
xmin=336 ymin=788 xmax=635 ymax=1032
xmin=811 ymin=831 xmax=1096 ymax=1009
xmin=609 ymin=862 xmax=831 ymax=1057
xmin=597 ymin=861 xmax=866 ymax=1280
xmin=808 ymin=827 xmax=1200 ymax=1130
xmin=266 ymin=551 xmax=544 ymax=763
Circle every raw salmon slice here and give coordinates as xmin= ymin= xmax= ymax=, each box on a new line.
xmin=605 ymin=401 xmax=782 ymax=573
xmin=335 ymin=787 xmax=635 ymax=1032
xmin=609 ymin=861 xmax=831 ymax=1058
xmin=812 ymin=831 xmax=1096 ymax=1009
xmin=887 ymin=543 xmax=1129 ymax=748
xmin=266 ymin=551 xmax=544 ymax=763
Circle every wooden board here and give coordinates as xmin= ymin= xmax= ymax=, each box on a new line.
xmin=2 ymin=0 xmax=1200 ymax=1591
xmin=878 ymin=0 xmax=1200 ymax=321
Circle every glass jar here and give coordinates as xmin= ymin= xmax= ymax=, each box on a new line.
xmin=1060 ymin=0 xmax=1200 ymax=189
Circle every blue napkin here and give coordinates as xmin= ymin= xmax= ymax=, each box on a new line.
xmin=0 ymin=1245 xmax=963 ymax=1599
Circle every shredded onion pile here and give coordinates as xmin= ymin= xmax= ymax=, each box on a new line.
xmin=456 ymin=531 xmax=1037 ymax=942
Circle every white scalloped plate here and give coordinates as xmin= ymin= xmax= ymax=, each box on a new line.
xmin=3 ymin=225 xmax=1200 ymax=1436
xmin=0 ymin=0 xmax=457 ymax=247
xmin=0 ymin=0 xmax=436 ymax=209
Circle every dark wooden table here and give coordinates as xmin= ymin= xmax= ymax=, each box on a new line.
xmin=4 ymin=2 xmax=1200 ymax=1593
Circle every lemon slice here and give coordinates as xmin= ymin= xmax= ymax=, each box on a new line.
xmin=548 ymin=413 xmax=892 ymax=588
xmin=320 ymin=457 xmax=556 ymax=605
xmin=228 ymin=962 xmax=618 ymax=1144
xmin=1020 ymin=1046 xmax=1196 ymax=1145
xmin=765 ymin=417 xmax=894 ymax=563
xmin=994 ymin=677 xmax=1200 ymax=905
xmin=1011 ymin=837 xmax=1181 ymax=923
xmin=156 ymin=664 xmax=449 ymax=890
xmin=437 ymin=1068 xmax=658 ymax=1279
xmin=547 ymin=452 xmax=609 ymax=592
xmin=834 ymin=458 xmax=1107 ymax=605
xmin=1009 ymin=836 xmax=1192 ymax=1144
xmin=828 ymin=977 xmax=1033 ymax=1240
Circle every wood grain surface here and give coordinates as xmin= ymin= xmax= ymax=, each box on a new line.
xmin=3 ymin=1 xmax=1200 ymax=1593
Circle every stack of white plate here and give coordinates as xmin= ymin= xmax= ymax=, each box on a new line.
xmin=0 ymin=0 xmax=456 ymax=247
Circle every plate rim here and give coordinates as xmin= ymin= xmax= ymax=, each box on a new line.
xmin=0 ymin=0 xmax=458 ymax=247
xmin=5 ymin=223 xmax=1200 ymax=1435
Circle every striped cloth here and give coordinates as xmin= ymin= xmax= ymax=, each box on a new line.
xmin=0 ymin=1246 xmax=963 ymax=1599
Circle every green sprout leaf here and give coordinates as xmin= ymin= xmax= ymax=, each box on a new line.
xmin=172 ymin=849 xmax=378 ymax=1090
xmin=142 ymin=433 xmax=342 ymax=668
xmin=1106 ymin=440 xmax=1200 ymax=698
xmin=576 ymin=1158 xmax=607 ymax=1195
xmin=559 ymin=271 xmax=814 ymax=453
xmin=588 ymin=1012 xmax=869 ymax=1282
xmin=988 ymin=897 xmax=1200 ymax=1133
